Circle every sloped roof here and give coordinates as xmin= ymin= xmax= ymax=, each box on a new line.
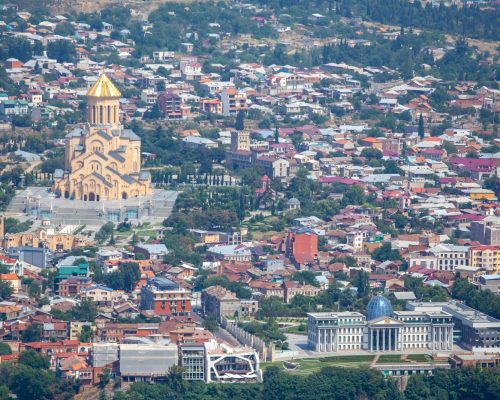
xmin=86 ymin=73 xmax=121 ymax=98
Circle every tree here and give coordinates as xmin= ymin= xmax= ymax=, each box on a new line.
xmin=0 ymin=281 xmax=13 ymax=300
xmin=47 ymin=40 xmax=76 ymax=62
xmin=72 ymin=299 xmax=98 ymax=322
xmin=98 ymin=368 xmax=111 ymax=389
xmin=21 ymin=324 xmax=41 ymax=343
xmin=77 ymin=325 xmax=93 ymax=342
xmin=371 ymin=243 xmax=403 ymax=262
xmin=274 ymin=125 xmax=279 ymax=143
xmin=202 ymin=315 xmax=219 ymax=332
xmin=9 ymin=365 xmax=56 ymax=400
xmin=28 ymin=282 xmax=41 ymax=300
xmin=19 ymin=350 xmax=50 ymax=369
xmin=418 ymin=113 xmax=424 ymax=139
xmin=0 ymin=342 xmax=12 ymax=356
xmin=235 ymin=110 xmax=245 ymax=131
xmin=353 ymin=270 xmax=370 ymax=297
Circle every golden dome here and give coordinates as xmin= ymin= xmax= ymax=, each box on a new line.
xmin=86 ymin=73 xmax=121 ymax=98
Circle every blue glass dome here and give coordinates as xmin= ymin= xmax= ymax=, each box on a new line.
xmin=366 ymin=295 xmax=393 ymax=321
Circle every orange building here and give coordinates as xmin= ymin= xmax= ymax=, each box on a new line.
xmin=140 ymin=277 xmax=191 ymax=317
xmin=286 ymin=228 xmax=318 ymax=266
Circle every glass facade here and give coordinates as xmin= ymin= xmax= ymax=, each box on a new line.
xmin=366 ymin=295 xmax=393 ymax=321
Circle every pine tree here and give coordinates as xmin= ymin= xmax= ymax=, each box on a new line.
xmin=275 ymin=125 xmax=279 ymax=143
xmin=418 ymin=113 xmax=425 ymax=139
xmin=235 ymin=110 xmax=245 ymax=131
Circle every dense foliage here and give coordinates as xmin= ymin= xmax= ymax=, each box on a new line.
xmin=114 ymin=365 xmax=500 ymax=400
xmin=451 ymin=276 xmax=500 ymax=319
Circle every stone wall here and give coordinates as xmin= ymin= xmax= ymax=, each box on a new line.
xmin=221 ymin=317 xmax=275 ymax=362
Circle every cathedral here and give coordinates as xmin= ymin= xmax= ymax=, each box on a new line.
xmin=53 ymin=73 xmax=152 ymax=201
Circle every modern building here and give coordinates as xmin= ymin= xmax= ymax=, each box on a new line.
xmin=53 ymin=73 xmax=153 ymax=201
xmin=140 ymin=277 xmax=191 ymax=317
xmin=308 ymin=296 xmax=454 ymax=353
xmin=180 ymin=340 xmax=261 ymax=383
xmin=119 ymin=343 xmax=178 ymax=382
xmin=407 ymin=301 xmax=500 ymax=352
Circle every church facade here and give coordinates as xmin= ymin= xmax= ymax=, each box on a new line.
xmin=53 ymin=73 xmax=152 ymax=201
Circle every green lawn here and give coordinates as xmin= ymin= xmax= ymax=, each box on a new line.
xmin=282 ymin=325 xmax=307 ymax=335
xmin=406 ymin=354 xmax=430 ymax=362
xmin=377 ymin=354 xmax=408 ymax=364
xmin=261 ymin=355 xmax=375 ymax=375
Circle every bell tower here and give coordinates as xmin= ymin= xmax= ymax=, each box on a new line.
xmin=86 ymin=73 xmax=121 ymax=127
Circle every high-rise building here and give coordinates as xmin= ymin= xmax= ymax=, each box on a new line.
xmin=53 ymin=73 xmax=152 ymax=201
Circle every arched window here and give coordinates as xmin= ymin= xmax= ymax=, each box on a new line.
xmin=108 ymin=105 xmax=111 ymax=123
xmin=92 ymin=106 xmax=96 ymax=123
xmin=100 ymin=105 xmax=103 ymax=124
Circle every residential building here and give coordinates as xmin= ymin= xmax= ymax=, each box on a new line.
xmin=0 ymin=255 xmax=24 ymax=276
xmin=468 ymin=246 xmax=500 ymax=272
xmin=428 ymin=244 xmax=469 ymax=272
xmin=202 ymin=285 xmax=258 ymax=321
xmin=79 ymin=284 xmax=114 ymax=306
xmin=286 ymin=228 xmax=318 ymax=266
xmin=220 ymin=87 xmax=247 ymax=115
xmin=207 ymin=244 xmax=252 ymax=262
xmin=0 ymin=100 xmax=29 ymax=116
xmin=133 ymin=244 xmax=169 ymax=261
xmin=0 ymin=274 xmax=21 ymax=293
xmin=283 ymin=281 xmax=320 ymax=304
xmin=140 ymin=277 xmax=191 ymax=317
xmin=470 ymin=218 xmax=500 ymax=245
xmin=157 ymin=90 xmax=182 ymax=119
xmin=58 ymin=276 xmax=92 ymax=297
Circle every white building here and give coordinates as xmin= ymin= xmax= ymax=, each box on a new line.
xmin=428 ymin=244 xmax=469 ymax=272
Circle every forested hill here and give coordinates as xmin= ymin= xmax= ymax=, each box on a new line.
xmin=249 ymin=0 xmax=500 ymax=40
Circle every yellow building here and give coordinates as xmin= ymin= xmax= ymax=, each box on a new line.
xmin=467 ymin=189 xmax=496 ymax=201
xmin=53 ymin=73 xmax=152 ymax=201
xmin=1 ymin=229 xmax=91 ymax=252
xmin=469 ymin=246 xmax=500 ymax=272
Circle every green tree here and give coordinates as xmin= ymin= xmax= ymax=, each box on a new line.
xmin=77 ymin=325 xmax=93 ymax=342
xmin=418 ymin=113 xmax=424 ymax=139
xmin=9 ymin=365 xmax=55 ymax=400
xmin=28 ymin=281 xmax=41 ymax=300
xmin=202 ymin=315 xmax=219 ymax=332
xmin=235 ymin=110 xmax=245 ymax=131
xmin=19 ymin=349 xmax=50 ymax=369
xmin=0 ymin=281 xmax=13 ymax=300
xmin=47 ymin=40 xmax=76 ymax=62
xmin=353 ymin=270 xmax=370 ymax=297
xmin=0 ymin=342 xmax=12 ymax=356
xmin=72 ymin=299 xmax=98 ymax=322
xmin=21 ymin=324 xmax=41 ymax=343
xmin=371 ymin=243 xmax=403 ymax=262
